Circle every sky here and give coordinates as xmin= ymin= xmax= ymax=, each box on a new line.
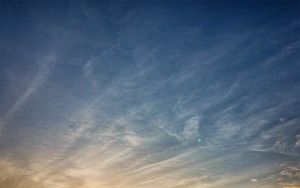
xmin=0 ymin=1 xmax=300 ymax=188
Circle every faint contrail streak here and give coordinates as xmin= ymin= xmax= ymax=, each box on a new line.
xmin=0 ymin=55 xmax=56 ymax=132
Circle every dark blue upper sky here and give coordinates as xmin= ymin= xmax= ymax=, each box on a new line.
xmin=0 ymin=1 xmax=300 ymax=188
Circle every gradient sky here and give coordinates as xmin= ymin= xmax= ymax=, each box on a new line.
xmin=0 ymin=1 xmax=300 ymax=188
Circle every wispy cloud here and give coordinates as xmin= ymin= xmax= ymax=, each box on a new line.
xmin=0 ymin=54 xmax=56 ymax=132
xmin=0 ymin=1 xmax=299 ymax=188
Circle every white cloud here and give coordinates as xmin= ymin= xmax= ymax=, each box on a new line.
xmin=183 ymin=116 xmax=199 ymax=140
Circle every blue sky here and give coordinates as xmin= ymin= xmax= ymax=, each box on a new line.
xmin=0 ymin=1 xmax=300 ymax=188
